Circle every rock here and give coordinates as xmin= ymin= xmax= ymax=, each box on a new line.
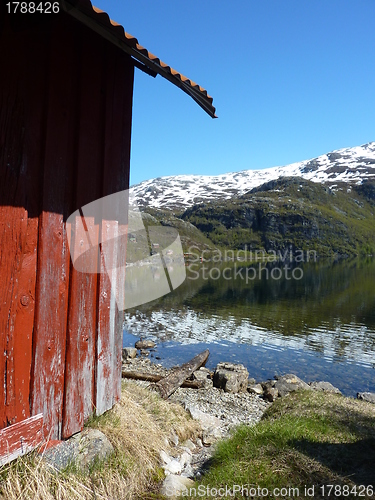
xmin=213 ymin=362 xmax=249 ymax=393
xmin=181 ymin=464 xmax=194 ymax=478
xmin=262 ymin=382 xmax=279 ymax=402
xmin=186 ymin=405 xmax=222 ymax=432
xmin=196 ymin=438 xmax=203 ymax=448
xmin=357 ymin=392 xmax=375 ymax=404
xmin=160 ymin=450 xmax=171 ymax=464
xmin=182 ymin=439 xmax=196 ymax=452
xmin=170 ymin=432 xmax=179 ymax=447
xmin=193 ymin=368 xmax=213 ymax=388
xmin=135 ymin=339 xmax=156 ymax=349
xmin=309 ymin=381 xmax=342 ymax=394
xmin=72 ymin=429 xmax=114 ymax=469
xmin=180 ymin=446 xmax=193 ymax=457
xmin=186 ymin=405 xmax=222 ymax=445
xmin=164 ymin=459 xmax=182 ymax=475
xmin=161 ymin=475 xmax=195 ymax=498
xmin=179 ymin=451 xmax=192 ymax=468
xmin=140 ymin=349 xmax=150 ymax=356
xmin=202 ymin=426 xmax=223 ymax=446
xmin=248 ymin=378 xmax=256 ymax=385
xmin=42 ymin=429 xmax=114 ymax=472
xmin=122 ymin=347 xmax=137 ymax=360
xmin=274 ymin=374 xmax=311 ymax=397
xmin=248 ymin=383 xmax=263 ymax=395
xmin=41 ymin=439 xmax=79 ymax=471
xmin=196 ymin=366 xmax=213 ymax=377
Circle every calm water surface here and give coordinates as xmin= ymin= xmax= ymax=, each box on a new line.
xmin=123 ymin=259 xmax=375 ymax=396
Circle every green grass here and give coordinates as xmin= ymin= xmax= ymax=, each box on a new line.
xmin=196 ymin=391 xmax=375 ymax=499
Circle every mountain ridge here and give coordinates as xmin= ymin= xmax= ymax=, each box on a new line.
xmin=131 ymin=142 xmax=375 ymax=212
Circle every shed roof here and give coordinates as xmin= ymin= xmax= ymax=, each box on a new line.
xmin=61 ymin=0 xmax=216 ymax=118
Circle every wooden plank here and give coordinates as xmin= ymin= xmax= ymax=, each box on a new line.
xmin=96 ymin=221 xmax=118 ymax=415
xmin=62 ymin=216 xmax=99 ymax=437
xmin=0 ymin=208 xmax=28 ymax=428
xmin=95 ymin=46 xmax=133 ymax=415
xmin=0 ymin=26 xmax=30 ymax=427
xmin=30 ymin=19 xmax=79 ymax=440
xmin=12 ymin=218 xmax=38 ymax=422
xmin=0 ymin=414 xmax=43 ymax=466
xmin=0 ymin=14 xmax=46 ymax=429
xmin=122 ymin=370 xmax=203 ymax=389
xmin=102 ymin=50 xmax=133 ymax=406
xmin=62 ymin=30 xmax=103 ymax=437
xmin=151 ymin=350 xmax=210 ymax=399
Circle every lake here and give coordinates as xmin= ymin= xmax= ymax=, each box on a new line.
xmin=123 ymin=257 xmax=375 ymax=396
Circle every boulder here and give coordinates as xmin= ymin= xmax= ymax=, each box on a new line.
xmin=357 ymin=392 xmax=375 ymax=404
xmin=213 ymin=362 xmax=249 ymax=393
xmin=202 ymin=426 xmax=223 ymax=446
xmin=41 ymin=439 xmax=79 ymax=471
xmin=186 ymin=405 xmax=223 ymax=445
xmin=274 ymin=374 xmax=311 ymax=397
xmin=193 ymin=368 xmax=213 ymax=388
xmin=42 ymin=429 xmax=114 ymax=471
xmin=186 ymin=405 xmax=221 ymax=431
xmin=247 ymin=383 xmax=264 ymax=396
xmin=122 ymin=347 xmax=137 ymax=360
xmin=261 ymin=382 xmax=279 ymax=402
xmin=135 ymin=339 xmax=156 ymax=349
xmin=309 ymin=381 xmax=341 ymax=394
xmin=73 ymin=429 xmax=114 ymax=469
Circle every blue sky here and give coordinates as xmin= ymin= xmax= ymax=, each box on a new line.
xmin=94 ymin=0 xmax=375 ymax=186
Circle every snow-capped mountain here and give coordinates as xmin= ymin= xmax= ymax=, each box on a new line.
xmin=130 ymin=142 xmax=375 ymax=211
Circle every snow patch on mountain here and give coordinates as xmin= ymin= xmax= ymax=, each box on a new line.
xmin=130 ymin=142 xmax=375 ymax=211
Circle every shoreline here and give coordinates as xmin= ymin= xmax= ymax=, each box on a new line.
xmin=123 ymin=346 xmax=375 ymax=491
xmin=122 ymin=328 xmax=375 ymax=398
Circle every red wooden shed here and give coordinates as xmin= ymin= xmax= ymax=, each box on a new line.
xmin=0 ymin=0 xmax=215 ymax=464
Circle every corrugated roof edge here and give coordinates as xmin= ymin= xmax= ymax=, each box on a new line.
xmin=61 ymin=0 xmax=217 ymax=118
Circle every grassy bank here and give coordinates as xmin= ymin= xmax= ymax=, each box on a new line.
xmin=196 ymin=391 xmax=375 ymax=499
xmin=0 ymin=382 xmax=199 ymax=500
xmin=1 ymin=387 xmax=374 ymax=499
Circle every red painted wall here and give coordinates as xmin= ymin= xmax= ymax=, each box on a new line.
xmin=0 ymin=7 xmax=133 ymax=441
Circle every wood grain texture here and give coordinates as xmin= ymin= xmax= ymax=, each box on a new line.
xmin=96 ymin=46 xmax=133 ymax=415
xmin=31 ymin=18 xmax=78 ymax=440
xmin=0 ymin=413 xmax=43 ymax=466
xmin=151 ymin=350 xmax=210 ymax=399
xmin=62 ymin=30 xmax=103 ymax=438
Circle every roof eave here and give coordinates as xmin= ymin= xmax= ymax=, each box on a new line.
xmin=61 ymin=0 xmax=216 ymax=118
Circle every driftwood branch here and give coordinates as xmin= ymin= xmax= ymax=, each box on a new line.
xmin=150 ymin=349 xmax=209 ymax=399
xmin=121 ymin=370 xmax=203 ymax=389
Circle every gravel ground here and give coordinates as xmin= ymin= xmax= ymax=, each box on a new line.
xmin=123 ymin=356 xmax=270 ymax=433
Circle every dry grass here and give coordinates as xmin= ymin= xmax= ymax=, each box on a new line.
xmin=0 ymin=381 xmax=200 ymax=500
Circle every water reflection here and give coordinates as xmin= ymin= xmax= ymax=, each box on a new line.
xmin=123 ymin=258 xmax=375 ymax=395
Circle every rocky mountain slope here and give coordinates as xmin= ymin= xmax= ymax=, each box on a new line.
xmin=131 ymin=142 xmax=375 ymax=212
xmin=181 ymin=177 xmax=375 ymax=257
xmin=132 ymin=143 xmax=375 ymax=257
